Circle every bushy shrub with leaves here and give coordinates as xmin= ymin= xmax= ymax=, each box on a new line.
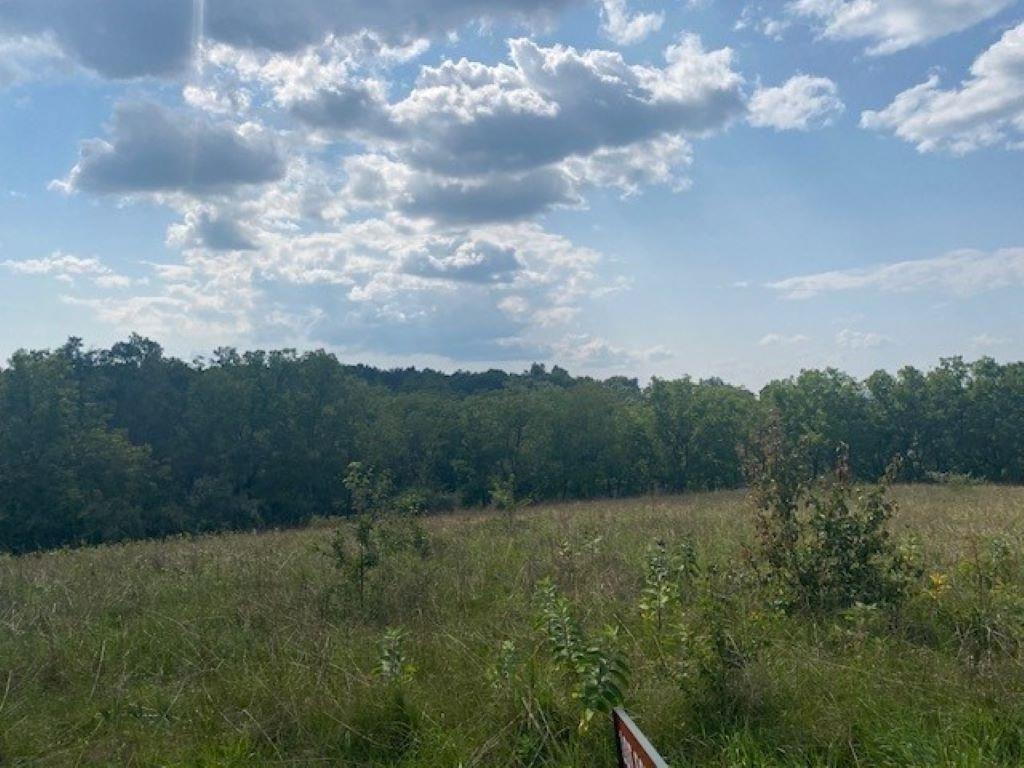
xmin=745 ymin=418 xmax=919 ymax=614
xmin=329 ymin=462 xmax=429 ymax=609
xmin=534 ymin=579 xmax=629 ymax=732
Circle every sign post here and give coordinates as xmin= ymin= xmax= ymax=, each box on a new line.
xmin=612 ymin=708 xmax=669 ymax=768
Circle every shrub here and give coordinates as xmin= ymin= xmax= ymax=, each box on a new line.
xmin=329 ymin=462 xmax=430 ymax=610
xmin=746 ymin=423 xmax=918 ymax=614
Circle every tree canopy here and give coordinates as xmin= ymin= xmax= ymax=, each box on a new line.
xmin=2 ymin=335 xmax=1022 ymax=553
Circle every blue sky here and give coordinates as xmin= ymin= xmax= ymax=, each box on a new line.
xmin=1 ymin=0 xmax=1023 ymax=388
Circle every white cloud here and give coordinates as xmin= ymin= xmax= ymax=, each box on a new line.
xmin=69 ymin=217 xmax=606 ymax=362
xmin=769 ymin=247 xmax=1024 ymax=299
xmin=406 ymin=36 xmax=742 ymax=174
xmin=63 ymin=293 xmax=250 ymax=344
xmin=836 ymin=328 xmax=890 ymax=349
xmin=549 ymin=333 xmax=668 ymax=370
xmin=788 ymin=0 xmax=1014 ymax=55
xmin=401 ymin=241 xmax=522 ymax=283
xmin=759 ymin=333 xmax=810 ymax=346
xmin=183 ymin=83 xmax=252 ymax=116
xmin=0 ymin=34 xmax=67 ymax=87
xmin=736 ymin=5 xmax=792 ymax=40
xmin=0 ymin=0 xmax=580 ymax=79
xmin=749 ymin=75 xmax=844 ymax=130
xmin=2 ymin=251 xmax=131 ymax=287
xmin=282 ymin=35 xmax=744 ymax=173
xmin=599 ymin=0 xmax=664 ymax=45
xmin=166 ymin=207 xmax=258 ymax=251
xmin=55 ymin=102 xmax=285 ymax=196
xmin=562 ymin=134 xmax=694 ymax=195
xmin=320 ymin=36 xmax=744 ymax=222
xmin=861 ymin=22 xmax=1024 ymax=154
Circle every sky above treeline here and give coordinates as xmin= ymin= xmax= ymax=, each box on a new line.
xmin=1 ymin=0 xmax=1022 ymax=388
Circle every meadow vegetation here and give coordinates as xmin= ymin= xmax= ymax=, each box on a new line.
xmin=4 ymin=483 xmax=1024 ymax=766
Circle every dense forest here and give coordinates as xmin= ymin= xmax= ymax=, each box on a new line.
xmin=1 ymin=335 xmax=1023 ymax=553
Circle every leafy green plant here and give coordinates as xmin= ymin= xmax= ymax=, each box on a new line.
xmin=329 ymin=514 xmax=379 ymax=609
xmin=672 ymin=566 xmax=754 ymax=710
xmin=377 ymin=628 xmax=416 ymax=685
xmin=491 ymin=473 xmax=530 ymax=531
xmin=573 ymin=627 xmax=629 ymax=733
xmin=487 ymin=639 xmax=520 ymax=694
xmin=638 ymin=538 xmax=696 ymax=633
xmin=329 ymin=462 xmax=430 ymax=610
xmin=534 ymin=579 xmax=629 ymax=732
xmin=746 ymin=424 xmax=918 ymax=614
xmin=920 ymin=537 xmax=1024 ymax=664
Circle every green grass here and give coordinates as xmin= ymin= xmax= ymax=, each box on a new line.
xmin=4 ymin=485 xmax=1024 ymax=766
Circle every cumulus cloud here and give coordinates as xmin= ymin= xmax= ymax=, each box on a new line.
xmin=788 ymin=0 xmax=1015 ymax=55
xmin=0 ymin=0 xmax=579 ymax=79
xmin=749 ymin=75 xmax=844 ymax=130
xmin=599 ymin=0 xmax=664 ymax=45
xmin=769 ymin=247 xmax=1024 ymax=299
xmin=389 ymin=37 xmax=745 ymax=178
xmin=288 ymin=80 xmax=398 ymax=137
xmin=188 ymin=34 xmax=741 ymax=226
xmin=204 ymin=0 xmax=578 ymax=54
xmin=291 ymin=36 xmax=745 ymax=222
xmin=861 ymin=22 xmax=1024 ymax=154
xmin=2 ymin=251 xmax=131 ymax=287
xmin=56 ymin=102 xmax=285 ymax=196
xmin=62 ymin=293 xmax=249 ymax=343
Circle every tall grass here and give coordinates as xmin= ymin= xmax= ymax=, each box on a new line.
xmin=3 ymin=485 xmax=1024 ymax=766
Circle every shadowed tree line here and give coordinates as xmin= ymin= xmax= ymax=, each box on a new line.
xmin=1 ymin=335 xmax=1022 ymax=553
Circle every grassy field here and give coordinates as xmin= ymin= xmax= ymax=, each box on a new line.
xmin=4 ymin=485 xmax=1024 ymax=767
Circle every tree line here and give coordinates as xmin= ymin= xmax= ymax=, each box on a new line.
xmin=1 ymin=335 xmax=1022 ymax=553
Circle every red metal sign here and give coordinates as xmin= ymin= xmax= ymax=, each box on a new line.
xmin=613 ymin=708 xmax=669 ymax=768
